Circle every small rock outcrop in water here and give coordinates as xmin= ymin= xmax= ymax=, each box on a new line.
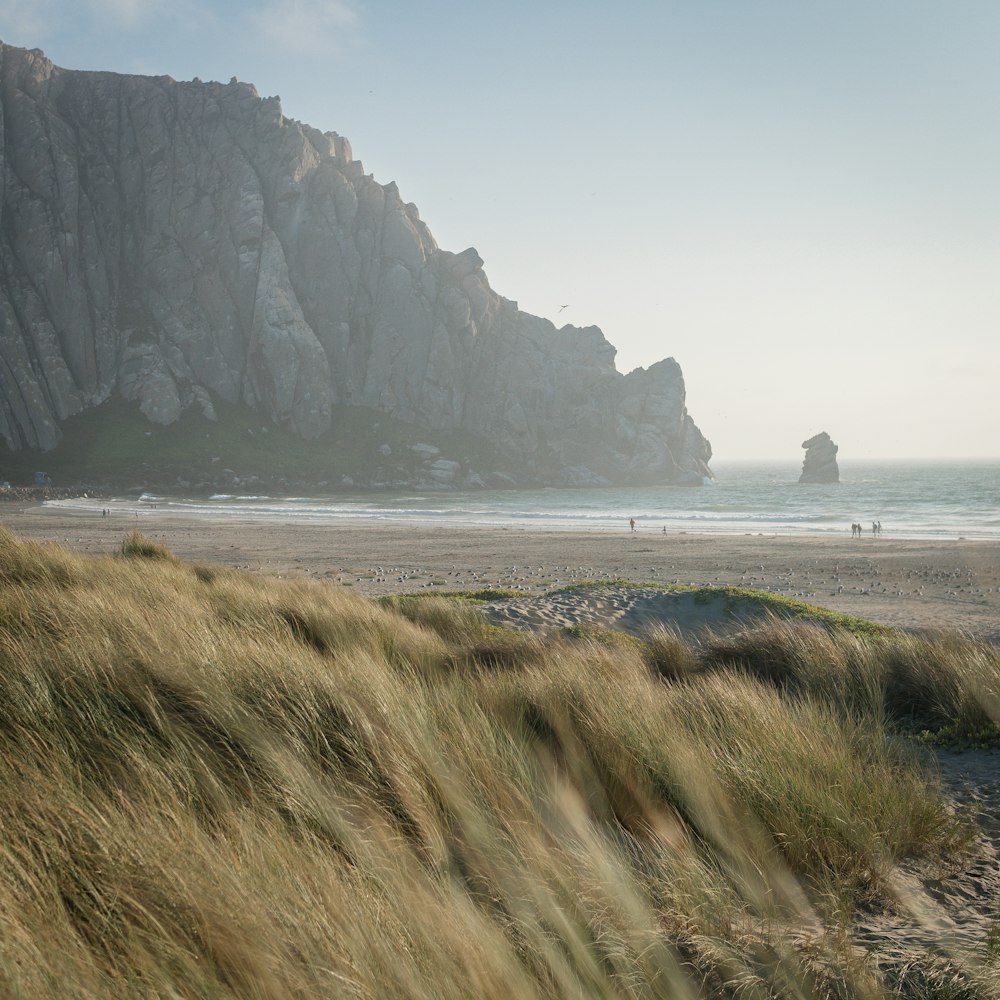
xmin=799 ymin=432 xmax=839 ymax=483
xmin=0 ymin=42 xmax=712 ymax=487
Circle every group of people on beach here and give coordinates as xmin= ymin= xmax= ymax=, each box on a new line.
xmin=629 ymin=516 xmax=885 ymax=538
xmin=851 ymin=521 xmax=881 ymax=538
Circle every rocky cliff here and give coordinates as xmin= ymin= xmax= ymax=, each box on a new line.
xmin=0 ymin=42 xmax=712 ymax=487
xmin=799 ymin=432 xmax=839 ymax=484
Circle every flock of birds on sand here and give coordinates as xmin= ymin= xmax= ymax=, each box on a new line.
xmin=334 ymin=560 xmax=997 ymax=606
xmin=58 ymin=532 xmax=998 ymax=610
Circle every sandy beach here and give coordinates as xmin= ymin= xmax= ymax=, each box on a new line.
xmin=3 ymin=501 xmax=999 ymax=641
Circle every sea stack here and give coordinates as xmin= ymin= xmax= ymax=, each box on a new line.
xmin=799 ymin=432 xmax=839 ymax=483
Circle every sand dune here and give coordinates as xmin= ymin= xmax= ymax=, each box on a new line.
xmin=479 ymin=585 xmax=804 ymax=639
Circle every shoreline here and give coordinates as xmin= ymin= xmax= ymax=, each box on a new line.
xmin=29 ymin=494 xmax=1000 ymax=543
xmin=3 ymin=502 xmax=999 ymax=641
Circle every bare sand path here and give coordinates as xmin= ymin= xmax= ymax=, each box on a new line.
xmin=4 ymin=503 xmax=999 ymax=640
xmin=852 ymin=749 xmax=1000 ymax=972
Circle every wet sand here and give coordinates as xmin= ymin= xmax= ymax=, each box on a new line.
xmin=3 ymin=502 xmax=999 ymax=640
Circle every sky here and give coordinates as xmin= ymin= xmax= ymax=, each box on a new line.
xmin=1 ymin=1 xmax=998 ymax=460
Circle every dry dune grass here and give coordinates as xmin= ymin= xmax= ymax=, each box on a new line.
xmin=0 ymin=526 xmax=998 ymax=998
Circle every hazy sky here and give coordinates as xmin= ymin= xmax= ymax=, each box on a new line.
xmin=2 ymin=1 xmax=997 ymax=459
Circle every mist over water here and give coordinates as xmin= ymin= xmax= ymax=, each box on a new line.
xmin=49 ymin=460 xmax=1000 ymax=540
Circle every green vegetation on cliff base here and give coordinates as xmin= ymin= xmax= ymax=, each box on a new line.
xmin=0 ymin=396 xmax=521 ymax=491
xmin=1 ymin=526 xmax=999 ymax=998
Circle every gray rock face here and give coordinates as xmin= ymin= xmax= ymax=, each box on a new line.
xmin=0 ymin=42 xmax=712 ymax=485
xmin=799 ymin=432 xmax=839 ymax=483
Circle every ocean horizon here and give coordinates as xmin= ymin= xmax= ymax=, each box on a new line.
xmin=42 ymin=459 xmax=1000 ymax=542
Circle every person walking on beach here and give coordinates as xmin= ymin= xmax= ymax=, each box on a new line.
xmin=629 ymin=517 xmax=636 ymax=533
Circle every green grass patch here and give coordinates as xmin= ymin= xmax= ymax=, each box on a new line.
xmin=550 ymin=578 xmax=699 ymax=594
xmin=913 ymin=721 xmax=1000 ymax=751
xmin=716 ymin=585 xmax=892 ymax=638
xmin=380 ymin=587 xmax=525 ymax=605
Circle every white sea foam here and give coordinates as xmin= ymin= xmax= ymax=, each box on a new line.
xmin=41 ymin=460 xmax=1000 ymax=540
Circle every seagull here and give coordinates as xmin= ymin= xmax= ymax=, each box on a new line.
xmin=558 ymin=304 xmax=569 ymax=312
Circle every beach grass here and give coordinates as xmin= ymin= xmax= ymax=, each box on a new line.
xmin=0 ymin=526 xmax=996 ymax=998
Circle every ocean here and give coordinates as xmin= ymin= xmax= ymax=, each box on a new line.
xmin=47 ymin=460 xmax=1000 ymax=541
